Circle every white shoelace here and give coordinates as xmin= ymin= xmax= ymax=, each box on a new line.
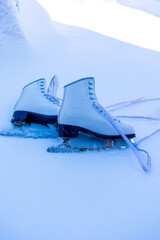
xmin=44 ymin=93 xmax=62 ymax=106
xmin=94 ymin=101 xmax=151 ymax=172
xmin=103 ymin=96 xmax=160 ymax=172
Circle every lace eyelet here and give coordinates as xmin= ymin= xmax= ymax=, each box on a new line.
xmin=88 ymin=87 xmax=93 ymax=90
xmin=90 ymin=97 xmax=94 ymax=100
xmin=88 ymin=82 xmax=93 ymax=85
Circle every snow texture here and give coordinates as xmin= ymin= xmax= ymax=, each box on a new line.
xmin=0 ymin=0 xmax=24 ymax=43
xmin=0 ymin=0 xmax=160 ymax=239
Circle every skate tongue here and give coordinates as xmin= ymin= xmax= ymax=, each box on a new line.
xmin=47 ymin=75 xmax=59 ymax=97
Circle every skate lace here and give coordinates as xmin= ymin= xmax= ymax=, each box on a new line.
xmin=105 ymin=97 xmax=160 ymax=111
xmin=102 ymin=96 xmax=160 ymax=172
xmin=93 ymin=101 xmax=151 ymax=172
xmin=44 ymin=93 xmax=62 ymax=105
xmin=105 ymin=97 xmax=145 ymax=111
xmin=106 ymin=96 xmax=160 ymax=146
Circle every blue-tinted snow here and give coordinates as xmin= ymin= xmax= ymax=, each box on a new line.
xmin=118 ymin=0 xmax=160 ymax=17
xmin=0 ymin=0 xmax=160 ymax=239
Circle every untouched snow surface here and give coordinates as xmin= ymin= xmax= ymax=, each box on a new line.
xmin=118 ymin=0 xmax=160 ymax=17
xmin=0 ymin=0 xmax=160 ymax=239
xmin=37 ymin=0 xmax=160 ymax=52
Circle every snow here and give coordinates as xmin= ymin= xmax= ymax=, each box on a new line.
xmin=118 ymin=0 xmax=160 ymax=18
xmin=0 ymin=0 xmax=24 ymax=43
xmin=38 ymin=0 xmax=160 ymax=52
xmin=0 ymin=0 xmax=160 ymax=239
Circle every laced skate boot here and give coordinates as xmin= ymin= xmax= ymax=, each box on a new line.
xmin=11 ymin=76 xmax=61 ymax=126
xmin=58 ymin=77 xmax=135 ymax=140
xmin=48 ymin=77 xmax=152 ymax=173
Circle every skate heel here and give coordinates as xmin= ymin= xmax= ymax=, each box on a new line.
xmin=11 ymin=111 xmax=29 ymax=126
xmin=59 ymin=124 xmax=79 ymax=138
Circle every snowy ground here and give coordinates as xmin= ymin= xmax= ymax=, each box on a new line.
xmin=0 ymin=0 xmax=160 ymax=239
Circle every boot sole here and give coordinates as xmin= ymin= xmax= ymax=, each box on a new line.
xmin=59 ymin=124 xmax=136 ymax=140
xmin=11 ymin=111 xmax=58 ymax=126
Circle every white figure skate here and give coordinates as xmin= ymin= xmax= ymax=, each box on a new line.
xmin=11 ymin=76 xmax=61 ymax=127
xmin=48 ymin=77 xmax=136 ymax=152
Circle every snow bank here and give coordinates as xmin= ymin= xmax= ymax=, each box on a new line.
xmin=117 ymin=0 xmax=160 ymax=17
xmin=17 ymin=0 xmax=63 ymax=49
xmin=37 ymin=0 xmax=160 ymax=52
xmin=0 ymin=0 xmax=24 ymax=43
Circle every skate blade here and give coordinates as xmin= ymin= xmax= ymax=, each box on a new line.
xmin=47 ymin=136 xmax=136 ymax=153
xmin=47 ymin=145 xmax=80 ymax=153
xmin=13 ymin=121 xmax=26 ymax=127
xmin=130 ymin=138 xmax=136 ymax=144
xmin=47 ymin=138 xmax=114 ymax=153
xmin=113 ymin=138 xmax=136 ymax=149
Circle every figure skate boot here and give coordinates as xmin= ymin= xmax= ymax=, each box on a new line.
xmin=58 ymin=77 xmax=135 ymax=140
xmin=47 ymin=77 xmax=135 ymax=152
xmin=11 ymin=76 xmax=61 ymax=126
xmin=47 ymin=77 xmax=152 ymax=172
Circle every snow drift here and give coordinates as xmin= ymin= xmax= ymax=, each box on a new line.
xmin=117 ymin=0 xmax=160 ymax=17
xmin=0 ymin=0 xmax=24 ymax=42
